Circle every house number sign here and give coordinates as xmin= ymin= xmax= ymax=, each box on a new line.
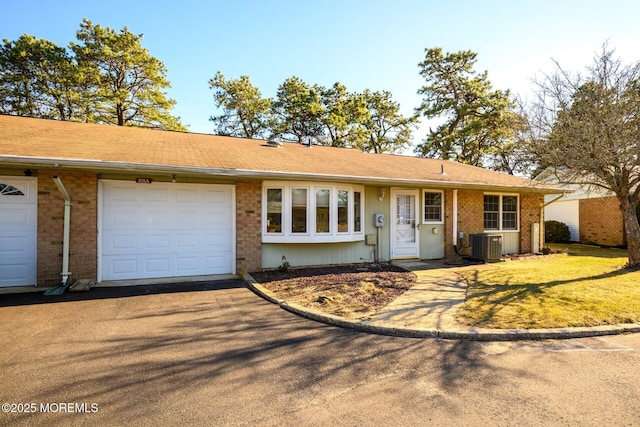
xmin=136 ymin=178 xmax=153 ymax=184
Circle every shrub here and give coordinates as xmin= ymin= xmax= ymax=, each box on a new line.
xmin=545 ymin=220 xmax=571 ymax=243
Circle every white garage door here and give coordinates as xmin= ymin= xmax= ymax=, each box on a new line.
xmin=101 ymin=180 xmax=235 ymax=281
xmin=0 ymin=176 xmax=37 ymax=287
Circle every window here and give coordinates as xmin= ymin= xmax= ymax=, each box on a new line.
xmin=0 ymin=183 xmax=24 ymax=196
xmin=316 ymin=189 xmax=331 ymax=233
xmin=353 ymin=191 xmax=362 ymax=233
xmin=484 ymin=194 xmax=518 ymax=231
xmin=484 ymin=195 xmax=500 ymax=230
xmin=502 ymin=196 xmax=518 ymax=230
xmin=266 ymin=188 xmax=282 ymax=233
xmin=423 ymin=191 xmax=443 ymax=223
xmin=291 ymin=188 xmax=308 ymax=233
xmin=338 ymin=190 xmax=349 ymax=233
xmin=262 ymin=182 xmax=365 ymax=243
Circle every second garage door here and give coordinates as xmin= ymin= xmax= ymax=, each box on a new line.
xmin=101 ymin=180 xmax=235 ymax=281
xmin=0 ymin=176 xmax=37 ymax=287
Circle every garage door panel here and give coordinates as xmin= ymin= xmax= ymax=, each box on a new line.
xmin=176 ymin=233 xmax=199 ymax=249
xmin=205 ymin=233 xmax=232 ymax=250
xmin=0 ymin=261 xmax=34 ymax=282
xmin=0 ymin=176 xmax=37 ymax=287
xmin=101 ymin=181 xmax=234 ymax=281
xmin=109 ymin=258 xmax=138 ymax=276
xmin=102 ymin=233 xmax=139 ymax=256
xmin=0 ymin=234 xmax=34 ymax=255
xmin=105 ymin=208 xmax=139 ymax=228
xmin=204 ymin=189 xmax=230 ymax=204
xmin=145 ymin=187 xmax=170 ymax=202
xmin=205 ymin=255 xmax=231 ymax=272
xmin=0 ymin=206 xmax=36 ymax=227
xmin=176 ymin=188 xmax=198 ymax=203
xmin=145 ymin=257 xmax=171 ymax=274
xmin=175 ymin=210 xmax=200 ymax=228
xmin=146 ymin=234 xmax=171 ymax=250
xmin=176 ymin=256 xmax=199 ymax=274
xmin=106 ymin=185 xmax=138 ymax=202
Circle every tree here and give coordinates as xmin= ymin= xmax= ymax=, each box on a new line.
xmin=528 ymin=44 xmax=640 ymax=267
xmin=318 ymin=82 xmax=369 ymax=148
xmin=0 ymin=35 xmax=85 ymax=121
xmin=485 ymin=108 xmax=536 ymax=176
xmin=359 ymin=89 xmax=416 ymax=153
xmin=208 ymin=71 xmax=272 ymax=138
xmin=414 ymin=47 xmax=515 ymax=167
xmin=72 ymin=18 xmax=185 ymax=130
xmin=271 ymin=76 xmax=324 ymax=144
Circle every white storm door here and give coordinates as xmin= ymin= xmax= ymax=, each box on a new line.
xmin=391 ymin=189 xmax=420 ymax=259
xmin=0 ymin=177 xmax=37 ymax=287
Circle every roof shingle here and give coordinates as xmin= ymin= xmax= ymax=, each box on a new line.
xmin=0 ymin=115 xmax=559 ymax=193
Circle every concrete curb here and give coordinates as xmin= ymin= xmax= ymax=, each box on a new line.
xmin=242 ymin=273 xmax=640 ymax=341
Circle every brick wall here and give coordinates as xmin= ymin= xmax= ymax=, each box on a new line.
xmin=520 ymin=193 xmax=543 ymax=253
xmin=37 ymin=171 xmax=97 ymax=286
xmin=443 ymin=189 xmax=454 ymax=258
xmin=235 ymin=181 xmax=262 ymax=273
xmin=443 ymin=190 xmax=543 ymax=258
xmin=579 ymin=196 xmax=625 ymax=246
xmin=449 ymin=191 xmax=485 ymax=257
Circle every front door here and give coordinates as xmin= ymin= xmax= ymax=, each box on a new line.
xmin=391 ymin=189 xmax=419 ymax=259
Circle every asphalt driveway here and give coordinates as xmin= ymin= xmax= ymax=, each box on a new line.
xmin=1 ymin=281 xmax=640 ymax=426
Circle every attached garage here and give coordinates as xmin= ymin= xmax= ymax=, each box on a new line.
xmin=0 ymin=176 xmax=37 ymax=287
xmin=100 ymin=180 xmax=235 ymax=281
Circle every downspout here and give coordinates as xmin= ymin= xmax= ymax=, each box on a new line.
xmin=53 ymin=176 xmax=72 ymax=286
xmin=452 ymin=190 xmax=458 ymax=246
xmin=453 ymin=189 xmax=465 ymax=256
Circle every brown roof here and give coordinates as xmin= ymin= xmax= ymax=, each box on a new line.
xmin=0 ymin=115 xmax=559 ymax=193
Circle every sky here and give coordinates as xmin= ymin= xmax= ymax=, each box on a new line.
xmin=2 ymin=0 xmax=640 ymax=148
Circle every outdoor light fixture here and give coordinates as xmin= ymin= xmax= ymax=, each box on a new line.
xmin=378 ymin=188 xmax=386 ymax=202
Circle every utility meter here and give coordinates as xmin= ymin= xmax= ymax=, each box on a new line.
xmin=374 ymin=213 xmax=385 ymax=227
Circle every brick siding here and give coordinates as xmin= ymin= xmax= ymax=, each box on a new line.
xmin=37 ymin=171 xmax=97 ymax=286
xmin=235 ymin=180 xmax=262 ymax=273
xmin=443 ymin=189 xmax=455 ymax=258
xmin=447 ymin=191 xmax=485 ymax=257
xmin=520 ymin=193 xmax=544 ymax=253
xmin=443 ymin=191 xmax=543 ymax=258
xmin=579 ymin=196 xmax=625 ymax=246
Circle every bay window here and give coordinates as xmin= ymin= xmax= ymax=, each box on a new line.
xmin=316 ymin=189 xmax=330 ymax=233
xmin=338 ymin=189 xmax=349 ymax=233
xmin=263 ymin=181 xmax=365 ymax=243
xmin=291 ymin=188 xmax=308 ymax=233
xmin=266 ymin=188 xmax=282 ymax=233
xmin=353 ymin=191 xmax=362 ymax=233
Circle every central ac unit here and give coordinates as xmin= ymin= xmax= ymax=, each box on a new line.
xmin=470 ymin=234 xmax=503 ymax=262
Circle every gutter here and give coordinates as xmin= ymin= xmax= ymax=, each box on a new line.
xmin=543 ymin=192 xmax=568 ymax=207
xmin=0 ymin=155 xmax=563 ymax=194
xmin=52 ymin=176 xmax=72 ymax=286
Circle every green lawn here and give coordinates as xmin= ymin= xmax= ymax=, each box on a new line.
xmin=456 ymin=244 xmax=640 ymax=329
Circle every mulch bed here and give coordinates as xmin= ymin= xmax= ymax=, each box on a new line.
xmin=250 ymin=263 xmax=417 ymax=319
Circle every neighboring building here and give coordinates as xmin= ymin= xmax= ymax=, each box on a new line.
xmin=0 ymin=115 xmax=560 ymax=288
xmin=537 ymin=168 xmax=625 ymax=247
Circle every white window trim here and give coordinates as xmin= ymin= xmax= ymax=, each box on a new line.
xmin=483 ymin=193 xmax=520 ymax=232
xmin=262 ymin=181 xmax=365 ymax=243
xmin=422 ymin=189 xmax=444 ymax=224
xmin=290 ymin=186 xmax=310 ymax=235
